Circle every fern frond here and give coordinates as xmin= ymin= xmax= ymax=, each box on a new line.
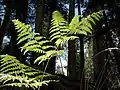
xmin=50 ymin=11 xmax=102 ymax=47
xmin=12 ymin=20 xmax=64 ymax=66
xmin=34 ymin=50 xmax=64 ymax=65
xmin=21 ymin=40 xmax=37 ymax=49
xmin=17 ymin=34 xmax=32 ymax=44
xmin=69 ymin=15 xmax=80 ymax=27
xmin=50 ymin=11 xmax=68 ymax=40
xmin=0 ymin=55 xmax=41 ymax=75
xmin=50 ymin=11 xmax=78 ymax=47
xmin=69 ymin=11 xmax=103 ymax=35
xmin=0 ymin=54 xmax=53 ymax=89
xmin=55 ymin=36 xmax=78 ymax=47
xmin=0 ymin=74 xmax=50 ymax=89
xmin=12 ymin=20 xmax=50 ymax=55
xmin=17 ymin=32 xmax=30 ymax=40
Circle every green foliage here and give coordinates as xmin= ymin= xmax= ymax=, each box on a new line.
xmin=0 ymin=19 xmax=63 ymax=89
xmin=0 ymin=10 xmax=102 ymax=89
xmin=69 ymin=11 xmax=103 ymax=35
xmin=0 ymin=54 xmax=52 ymax=89
xmin=50 ymin=11 xmax=78 ymax=47
xmin=50 ymin=11 xmax=103 ymax=47
xmin=12 ymin=19 xmax=64 ymax=64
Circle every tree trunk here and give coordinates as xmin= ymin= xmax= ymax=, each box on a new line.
xmin=9 ymin=0 xmax=28 ymax=61
xmin=68 ymin=0 xmax=76 ymax=81
xmin=77 ymin=0 xmax=85 ymax=90
xmin=35 ymin=0 xmax=44 ymax=34
xmin=79 ymin=35 xmax=85 ymax=90
xmin=93 ymin=34 xmax=108 ymax=90
xmin=0 ymin=7 xmax=11 ymax=47
xmin=15 ymin=0 xmax=28 ymax=22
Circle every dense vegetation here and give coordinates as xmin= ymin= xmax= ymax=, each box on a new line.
xmin=0 ymin=0 xmax=120 ymax=90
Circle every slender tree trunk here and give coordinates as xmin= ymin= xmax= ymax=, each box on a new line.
xmin=77 ymin=0 xmax=85 ymax=90
xmin=79 ymin=35 xmax=85 ymax=90
xmin=68 ymin=0 xmax=76 ymax=81
xmin=35 ymin=0 xmax=44 ymax=34
xmin=15 ymin=0 xmax=28 ymax=22
xmin=93 ymin=34 xmax=108 ymax=90
xmin=0 ymin=7 xmax=11 ymax=47
xmin=10 ymin=0 xmax=28 ymax=61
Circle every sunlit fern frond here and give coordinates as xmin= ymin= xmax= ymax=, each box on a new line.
xmin=0 ymin=54 xmax=54 ymax=89
xmin=34 ymin=50 xmax=64 ymax=65
xmin=50 ymin=11 xmax=103 ymax=47
xmin=0 ymin=74 xmax=50 ymax=90
xmin=12 ymin=20 xmax=64 ymax=65
xmin=12 ymin=20 xmax=32 ymax=44
xmin=69 ymin=10 xmax=103 ymax=35
xmin=12 ymin=20 xmax=44 ymax=54
xmin=69 ymin=15 xmax=88 ymax=35
xmin=50 ymin=11 xmax=78 ymax=47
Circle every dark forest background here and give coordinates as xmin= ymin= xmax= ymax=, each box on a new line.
xmin=0 ymin=0 xmax=120 ymax=90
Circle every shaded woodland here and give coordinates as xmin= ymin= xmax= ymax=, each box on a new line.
xmin=0 ymin=0 xmax=120 ymax=90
